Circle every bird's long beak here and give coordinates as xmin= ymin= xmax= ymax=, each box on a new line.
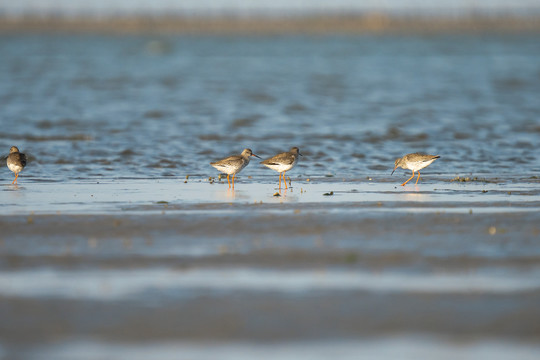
xmin=299 ymin=152 xmax=303 ymax=156
xmin=391 ymin=166 xmax=397 ymax=175
xmin=252 ymin=154 xmax=261 ymax=159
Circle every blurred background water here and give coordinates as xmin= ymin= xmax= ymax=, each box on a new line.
xmin=1 ymin=33 xmax=539 ymax=181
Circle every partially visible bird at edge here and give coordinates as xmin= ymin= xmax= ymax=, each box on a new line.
xmin=6 ymin=146 xmax=27 ymax=185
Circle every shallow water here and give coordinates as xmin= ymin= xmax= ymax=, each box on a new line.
xmin=1 ymin=34 xmax=540 ymax=180
xmin=1 ymin=34 xmax=540 ymax=359
xmin=2 ymin=178 xmax=540 ymax=215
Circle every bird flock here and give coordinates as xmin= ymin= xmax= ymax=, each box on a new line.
xmin=6 ymin=145 xmax=440 ymax=188
xmin=208 ymin=147 xmax=440 ymax=189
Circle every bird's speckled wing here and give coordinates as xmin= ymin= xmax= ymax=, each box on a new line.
xmin=211 ymin=155 xmax=243 ymax=167
xmin=261 ymin=152 xmax=294 ymax=166
xmin=406 ymin=153 xmax=438 ymax=162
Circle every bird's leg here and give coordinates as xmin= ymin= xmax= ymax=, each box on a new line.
xmin=12 ymin=173 xmax=18 ymax=184
xmin=283 ymin=171 xmax=288 ymax=189
xmin=415 ymin=171 xmax=421 ymax=185
xmin=227 ymin=174 xmax=231 ymax=188
xmin=278 ymin=172 xmax=282 ymax=189
xmin=232 ymin=174 xmax=235 ymax=189
xmin=401 ymin=171 xmax=415 ymax=186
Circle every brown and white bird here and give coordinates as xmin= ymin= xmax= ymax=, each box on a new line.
xmin=6 ymin=146 xmax=27 ymax=184
xmin=210 ymin=148 xmax=260 ymax=188
xmin=392 ymin=153 xmax=440 ymax=186
xmin=260 ymin=147 xmax=302 ymax=189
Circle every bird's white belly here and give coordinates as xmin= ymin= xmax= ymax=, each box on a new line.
xmin=264 ymin=157 xmax=297 ymax=173
xmin=212 ymin=163 xmax=245 ymax=175
xmin=265 ymin=163 xmax=294 ymax=173
xmin=8 ymin=162 xmax=23 ymax=174
xmin=408 ymin=159 xmax=435 ymax=171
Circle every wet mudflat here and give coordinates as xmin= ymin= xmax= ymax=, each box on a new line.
xmin=1 ymin=178 xmax=540 ymax=359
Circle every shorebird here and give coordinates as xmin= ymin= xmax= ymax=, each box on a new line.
xmin=210 ymin=148 xmax=260 ymax=188
xmin=6 ymin=146 xmax=27 ymax=184
xmin=261 ymin=147 xmax=302 ymax=189
xmin=392 ymin=153 xmax=440 ymax=186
